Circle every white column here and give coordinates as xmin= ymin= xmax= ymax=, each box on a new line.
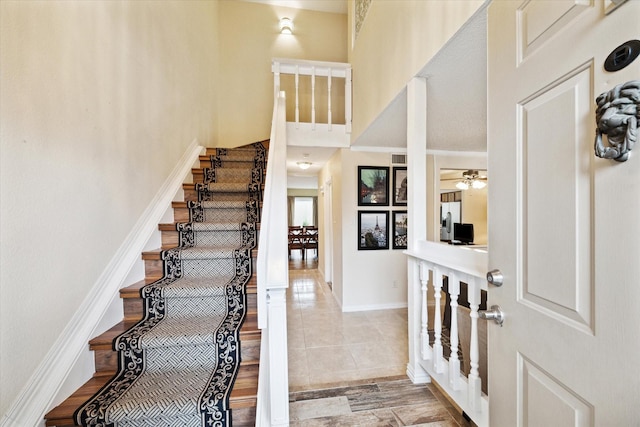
xmin=267 ymin=288 xmax=289 ymax=426
xmin=406 ymin=77 xmax=427 ymax=251
xmin=406 ymin=76 xmax=430 ymax=384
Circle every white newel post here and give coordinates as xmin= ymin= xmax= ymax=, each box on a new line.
xmin=267 ymin=288 xmax=289 ymax=426
xmin=405 ymin=76 xmax=430 ymax=384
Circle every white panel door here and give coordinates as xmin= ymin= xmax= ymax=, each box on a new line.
xmin=487 ymin=1 xmax=640 ymax=426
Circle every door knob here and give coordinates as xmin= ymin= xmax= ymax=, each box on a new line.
xmin=486 ymin=269 xmax=504 ymax=286
xmin=479 ymin=305 xmax=504 ymax=327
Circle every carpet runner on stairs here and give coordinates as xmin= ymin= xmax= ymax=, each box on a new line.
xmin=74 ymin=142 xmax=266 ymax=427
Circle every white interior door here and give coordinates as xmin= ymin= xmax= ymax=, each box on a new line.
xmin=487 ymin=1 xmax=640 ymax=425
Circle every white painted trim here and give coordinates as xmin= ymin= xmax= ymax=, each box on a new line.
xmin=406 ymin=362 xmax=431 ymax=384
xmin=341 ymin=302 xmax=408 ymax=313
xmin=425 ymin=149 xmax=487 ymax=158
xmin=350 ymin=145 xmax=408 ymax=153
xmin=0 ymin=140 xmax=204 ymax=427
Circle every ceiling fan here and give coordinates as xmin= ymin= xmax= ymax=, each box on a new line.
xmin=441 ymin=169 xmax=487 ymax=190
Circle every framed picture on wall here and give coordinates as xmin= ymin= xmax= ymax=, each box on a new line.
xmin=358 ymin=210 xmax=389 ymax=250
xmin=358 ymin=166 xmax=389 ymax=206
xmin=392 ymin=211 xmax=408 ymax=249
xmin=393 ymin=167 xmax=408 ymax=206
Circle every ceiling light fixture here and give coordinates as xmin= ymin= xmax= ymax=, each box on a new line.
xmin=297 ymin=161 xmax=312 ymax=170
xmin=456 ymin=170 xmax=487 ymax=190
xmin=279 ymin=17 xmax=294 ymax=34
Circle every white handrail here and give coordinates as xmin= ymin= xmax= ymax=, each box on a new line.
xmin=255 ymin=91 xmax=290 ymax=427
xmin=257 ymin=92 xmax=289 ymax=327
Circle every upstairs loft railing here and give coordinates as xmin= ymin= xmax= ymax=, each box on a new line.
xmin=406 ymin=241 xmax=489 ymax=427
xmin=272 ymin=58 xmax=352 ymax=147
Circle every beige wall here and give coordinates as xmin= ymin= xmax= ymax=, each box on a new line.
xmin=348 ymin=0 xmax=484 ymax=141
xmin=216 ymin=1 xmax=347 ymax=147
xmin=0 ymin=0 xmax=219 ymax=418
xmin=287 ymin=188 xmax=318 ymax=197
xmin=318 ymin=149 xmax=344 ymax=302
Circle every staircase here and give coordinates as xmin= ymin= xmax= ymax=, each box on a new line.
xmin=45 ymin=141 xmax=268 ymax=427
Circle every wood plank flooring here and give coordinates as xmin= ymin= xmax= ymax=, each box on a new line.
xmin=286 ymin=254 xmax=474 ymax=426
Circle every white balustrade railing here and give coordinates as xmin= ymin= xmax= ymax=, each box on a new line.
xmin=255 ymin=91 xmax=290 ymax=427
xmin=407 ymin=240 xmax=489 ymax=427
xmin=272 ymin=58 xmax=351 ymax=148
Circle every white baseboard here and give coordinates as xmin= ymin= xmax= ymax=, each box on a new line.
xmin=341 ymin=302 xmax=408 ymax=313
xmin=0 ymin=140 xmax=204 ymax=427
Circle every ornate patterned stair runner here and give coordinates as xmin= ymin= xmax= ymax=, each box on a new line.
xmin=75 ymin=142 xmax=266 ymax=427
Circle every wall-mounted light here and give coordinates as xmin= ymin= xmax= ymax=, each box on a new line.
xmin=297 ymin=161 xmax=312 ymax=170
xmin=279 ymin=17 xmax=294 ymax=34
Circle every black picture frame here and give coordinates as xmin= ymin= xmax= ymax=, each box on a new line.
xmin=392 ymin=211 xmax=408 ymax=249
xmin=358 ymin=210 xmax=389 ymax=250
xmin=392 ymin=167 xmax=408 ymax=206
xmin=358 ymin=166 xmax=390 ymax=206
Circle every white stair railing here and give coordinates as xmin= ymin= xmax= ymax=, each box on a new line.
xmin=407 ymin=241 xmax=489 ymax=426
xmin=255 ymin=91 xmax=289 ymax=427
xmin=272 ymin=58 xmax=351 ymax=148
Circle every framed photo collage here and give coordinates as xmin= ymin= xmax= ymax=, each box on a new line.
xmin=357 ymin=166 xmax=407 ymax=250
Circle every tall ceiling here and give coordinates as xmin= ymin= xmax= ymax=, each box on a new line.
xmin=240 ymin=0 xmax=348 ymax=14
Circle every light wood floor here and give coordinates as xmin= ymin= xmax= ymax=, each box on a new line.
xmin=286 ymin=254 xmax=473 ymax=426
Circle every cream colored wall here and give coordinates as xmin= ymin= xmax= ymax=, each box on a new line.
xmin=318 ymin=149 xmax=344 ymax=303
xmin=339 ymin=150 xmax=407 ymax=311
xmin=0 ymin=0 xmax=219 ymax=418
xmin=348 ymin=0 xmax=484 ymax=141
xmin=287 ymin=188 xmax=318 ymax=197
xmin=216 ymin=1 xmax=347 ymax=147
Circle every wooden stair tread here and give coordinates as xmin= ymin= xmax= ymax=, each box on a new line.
xmin=141 ymin=248 xmax=258 ymax=259
xmin=45 ymin=363 xmax=259 ymax=426
xmin=120 ymin=278 xmax=257 ymax=299
xmin=90 ymin=313 xmax=260 ymax=350
xmin=171 ymin=201 xmax=264 ymax=208
xmin=158 ymin=222 xmax=261 ymax=230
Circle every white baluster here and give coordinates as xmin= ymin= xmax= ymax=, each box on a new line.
xmin=327 ymin=68 xmax=332 ymax=131
xmin=295 ymin=65 xmax=300 ymax=128
xmin=419 ymin=261 xmax=431 ymax=360
xmin=345 ymin=67 xmax=352 ymax=133
xmin=433 ymin=266 xmax=444 ymax=373
xmin=467 ymin=276 xmax=482 ymax=410
xmin=311 ymin=66 xmax=316 ymax=130
xmin=448 ymin=272 xmax=461 ymax=390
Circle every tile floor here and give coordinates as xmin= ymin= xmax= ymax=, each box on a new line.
xmin=286 ymin=256 xmax=473 ymax=426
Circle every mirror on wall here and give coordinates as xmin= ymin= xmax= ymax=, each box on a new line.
xmin=439 ymin=169 xmax=487 ymax=246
